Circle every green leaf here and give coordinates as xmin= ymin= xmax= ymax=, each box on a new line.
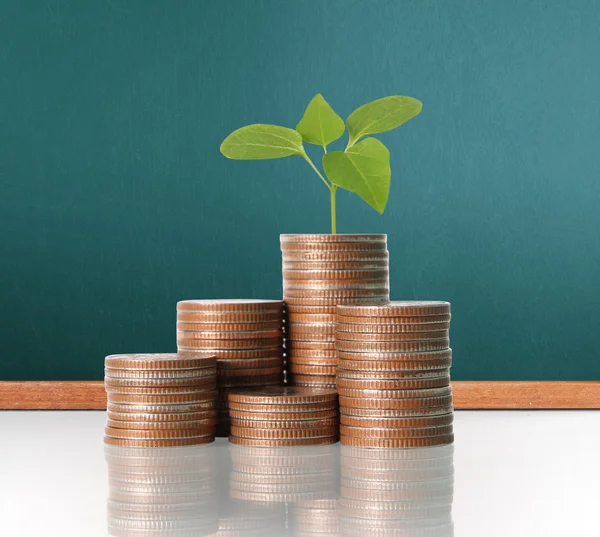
xmin=220 ymin=124 xmax=304 ymax=160
xmin=346 ymin=96 xmax=422 ymax=147
xmin=296 ymin=94 xmax=345 ymax=148
xmin=323 ymin=138 xmax=391 ymax=214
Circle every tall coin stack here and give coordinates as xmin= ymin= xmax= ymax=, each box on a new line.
xmin=281 ymin=234 xmax=390 ymax=388
xmin=339 ymin=444 xmax=454 ymax=536
xmin=104 ymin=353 xmax=218 ymax=447
xmin=335 ymin=302 xmax=454 ymax=448
xmin=176 ymin=300 xmax=285 ymax=436
xmin=227 ymin=387 xmax=339 ymax=446
xmin=105 ymin=445 xmax=218 ymax=536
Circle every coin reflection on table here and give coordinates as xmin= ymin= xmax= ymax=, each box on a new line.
xmin=105 ymin=444 xmax=218 ymax=536
xmin=339 ymin=444 xmax=454 ymax=536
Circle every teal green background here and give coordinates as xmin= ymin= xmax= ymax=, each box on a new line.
xmin=1 ymin=0 xmax=599 ymax=381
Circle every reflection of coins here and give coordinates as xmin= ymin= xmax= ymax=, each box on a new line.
xmin=340 ymin=435 xmax=454 ymax=448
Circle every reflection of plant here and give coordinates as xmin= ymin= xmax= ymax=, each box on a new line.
xmin=220 ymin=94 xmax=422 ymax=234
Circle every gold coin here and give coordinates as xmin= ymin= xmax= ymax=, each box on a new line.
xmin=336 ymin=313 xmax=451 ymax=325
xmin=106 ymin=410 xmax=217 ymax=422
xmin=337 ymin=368 xmax=450 ymax=379
xmin=106 ymin=400 xmax=217 ymax=413
xmin=105 ymin=383 xmax=216 ymax=395
xmin=339 ymin=395 xmax=453 ymax=409
xmin=108 ymin=391 xmax=217 ymax=405
xmin=217 ymin=357 xmax=284 ymax=370
xmin=105 ymin=353 xmax=216 ymax=371
xmin=104 ymin=426 xmax=215 ymax=439
xmin=177 ymin=337 xmax=282 ymax=350
xmin=336 ymin=386 xmax=452 ymax=400
xmin=340 ymin=406 xmax=454 ymax=418
xmin=336 ymin=339 xmax=449 ymax=353
xmin=104 ymin=436 xmax=214 ymax=447
xmin=177 ymin=311 xmax=282 ymax=323
xmin=176 ymin=321 xmax=282 ymax=332
xmin=229 ymin=436 xmax=338 ymax=447
xmin=105 ymin=418 xmax=218 ymax=429
xmin=104 ymin=376 xmax=216 ymax=388
xmin=336 ymin=375 xmax=450 ymax=390
xmin=280 ymin=234 xmax=387 ymax=243
xmin=228 ymin=386 xmax=337 ymax=405
xmin=340 ymin=434 xmax=454 ymax=448
xmin=336 ymin=330 xmax=449 ymax=342
xmin=336 ymin=322 xmax=451 ymax=334
xmin=337 ymin=302 xmax=451 ymax=317
xmin=340 ymin=413 xmax=454 ymax=428
xmin=229 ymin=409 xmax=338 ymax=421
xmin=340 ymin=424 xmax=453 ymax=438
xmin=230 ymin=418 xmax=338 ymax=430
xmin=177 ymin=299 xmax=283 ymax=312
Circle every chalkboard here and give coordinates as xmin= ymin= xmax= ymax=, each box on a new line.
xmin=1 ymin=0 xmax=599 ymax=381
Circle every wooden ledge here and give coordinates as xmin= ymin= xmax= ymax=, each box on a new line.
xmin=1 ymin=381 xmax=599 ymax=410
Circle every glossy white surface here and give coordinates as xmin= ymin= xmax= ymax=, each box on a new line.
xmin=1 ymin=410 xmax=599 ymax=536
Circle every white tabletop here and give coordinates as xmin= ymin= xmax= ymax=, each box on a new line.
xmin=1 ymin=410 xmax=599 ymax=536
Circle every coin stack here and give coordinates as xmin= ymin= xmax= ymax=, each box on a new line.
xmin=176 ymin=300 xmax=285 ymax=437
xmin=227 ymin=387 xmax=339 ymax=446
xmin=104 ymin=353 xmax=218 ymax=447
xmin=229 ymin=442 xmax=339 ymax=504
xmin=335 ymin=302 xmax=454 ymax=448
xmin=105 ymin=444 xmax=219 ymax=536
xmin=339 ymin=444 xmax=454 ymax=536
xmin=281 ymin=234 xmax=389 ymax=388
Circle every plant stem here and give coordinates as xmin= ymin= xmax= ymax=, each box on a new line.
xmin=330 ymin=185 xmax=337 ymax=234
xmin=301 ymin=152 xmax=331 ymax=191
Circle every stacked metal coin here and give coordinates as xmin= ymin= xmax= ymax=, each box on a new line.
xmin=339 ymin=444 xmax=454 ymax=536
xmin=281 ymin=234 xmax=389 ymax=388
xmin=227 ymin=386 xmax=339 ymax=446
xmin=105 ymin=444 xmax=218 ymax=536
xmin=176 ymin=299 xmax=285 ymax=437
xmin=104 ymin=353 xmax=218 ymax=447
xmin=335 ymin=302 xmax=454 ymax=448
xmin=229 ymin=442 xmax=339 ymax=503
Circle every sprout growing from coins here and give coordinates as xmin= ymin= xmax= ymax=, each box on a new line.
xmin=220 ymin=94 xmax=422 ymax=234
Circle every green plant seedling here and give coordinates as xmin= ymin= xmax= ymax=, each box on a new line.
xmin=220 ymin=94 xmax=422 ymax=233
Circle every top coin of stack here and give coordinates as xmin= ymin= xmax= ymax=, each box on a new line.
xmin=281 ymin=234 xmax=390 ymax=389
xmin=104 ymin=353 xmax=218 ymax=447
xmin=176 ymin=300 xmax=285 ymax=436
xmin=335 ymin=302 xmax=454 ymax=449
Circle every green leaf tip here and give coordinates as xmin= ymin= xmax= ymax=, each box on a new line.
xmin=296 ymin=94 xmax=345 ymax=149
xmin=323 ymin=138 xmax=391 ymax=214
xmin=346 ymin=95 xmax=422 ymax=148
xmin=220 ymin=124 xmax=304 ymax=160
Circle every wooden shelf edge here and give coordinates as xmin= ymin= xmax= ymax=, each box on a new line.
xmin=1 ymin=381 xmax=599 ymax=410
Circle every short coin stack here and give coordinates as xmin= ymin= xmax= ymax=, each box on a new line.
xmin=339 ymin=444 xmax=454 ymax=536
xmin=104 ymin=353 xmax=218 ymax=447
xmin=281 ymin=234 xmax=389 ymax=388
xmin=227 ymin=387 xmax=339 ymax=446
xmin=105 ymin=444 xmax=218 ymax=536
xmin=176 ymin=300 xmax=285 ymax=436
xmin=335 ymin=302 xmax=454 ymax=448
